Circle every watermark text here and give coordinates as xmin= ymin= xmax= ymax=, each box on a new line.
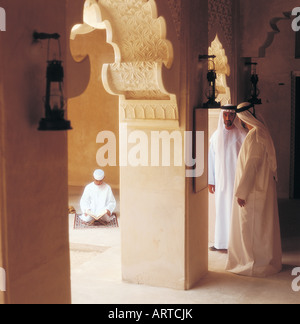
xmin=292 ymin=267 xmax=300 ymax=292
xmin=108 ymin=307 xmax=193 ymax=322
xmin=292 ymin=7 xmax=300 ymax=32
xmin=0 ymin=7 xmax=6 ymax=32
xmin=96 ymin=123 xmax=205 ymax=178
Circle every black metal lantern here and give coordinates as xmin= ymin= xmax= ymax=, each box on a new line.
xmin=34 ymin=32 xmax=72 ymax=131
xmin=199 ymin=54 xmax=221 ymax=109
xmin=246 ymin=62 xmax=262 ymax=105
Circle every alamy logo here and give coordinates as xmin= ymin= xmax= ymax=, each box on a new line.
xmin=0 ymin=267 xmax=6 ymax=292
xmin=292 ymin=7 xmax=300 ymax=32
xmin=96 ymin=123 xmax=205 ymax=178
xmin=0 ymin=7 xmax=6 ymax=32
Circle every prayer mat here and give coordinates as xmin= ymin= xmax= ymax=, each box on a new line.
xmin=73 ymin=213 xmax=119 ymax=230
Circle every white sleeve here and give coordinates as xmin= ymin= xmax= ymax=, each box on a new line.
xmin=80 ymin=186 xmax=91 ymax=214
xmin=235 ymin=141 xmax=264 ymax=201
xmin=235 ymin=157 xmax=259 ymax=201
xmin=105 ymin=187 xmax=117 ymax=214
xmin=208 ymin=137 xmax=216 ymax=186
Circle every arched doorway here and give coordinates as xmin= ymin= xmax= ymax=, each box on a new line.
xmin=66 ymin=0 xmax=210 ymax=292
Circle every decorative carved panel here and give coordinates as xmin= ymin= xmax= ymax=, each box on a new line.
xmin=71 ymin=0 xmax=178 ymax=124
xmin=167 ymin=0 xmax=182 ymax=40
xmin=208 ymin=0 xmax=233 ymax=56
xmin=209 ymin=35 xmax=231 ymax=106
xmin=120 ymin=98 xmax=178 ymax=121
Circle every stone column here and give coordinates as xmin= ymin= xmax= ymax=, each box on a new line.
xmin=0 ymin=0 xmax=71 ymax=304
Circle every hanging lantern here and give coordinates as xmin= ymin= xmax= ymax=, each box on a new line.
xmin=246 ymin=62 xmax=262 ymax=105
xmin=199 ymin=55 xmax=221 ymax=109
xmin=34 ymin=32 xmax=72 ymax=131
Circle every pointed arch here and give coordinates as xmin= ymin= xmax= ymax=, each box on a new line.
xmin=209 ymin=35 xmax=231 ymax=106
xmin=258 ymin=12 xmax=292 ymax=57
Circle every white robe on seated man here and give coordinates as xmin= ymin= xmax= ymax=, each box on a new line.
xmin=80 ymin=182 xmax=116 ymax=223
xmin=226 ymin=109 xmax=282 ymax=277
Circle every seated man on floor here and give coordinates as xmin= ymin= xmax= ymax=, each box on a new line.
xmin=80 ymin=169 xmax=117 ymax=225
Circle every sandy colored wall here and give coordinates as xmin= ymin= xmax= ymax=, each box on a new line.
xmin=255 ymin=20 xmax=300 ymax=198
xmin=184 ymin=0 xmax=209 ymax=289
xmin=240 ymin=0 xmax=299 ymax=58
xmin=120 ymin=126 xmax=187 ymax=289
xmin=240 ymin=0 xmax=300 ymax=198
xmin=67 ymin=29 xmax=119 ymax=189
xmin=0 ymin=0 xmax=71 ymax=304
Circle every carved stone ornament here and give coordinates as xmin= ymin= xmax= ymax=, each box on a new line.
xmin=71 ymin=0 xmax=178 ymax=124
xmin=209 ymin=35 xmax=231 ymax=106
xmin=167 ymin=0 xmax=182 ymax=40
xmin=208 ymin=0 xmax=233 ymax=56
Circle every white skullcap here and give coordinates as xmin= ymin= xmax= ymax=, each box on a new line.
xmin=93 ymin=169 xmax=105 ymax=181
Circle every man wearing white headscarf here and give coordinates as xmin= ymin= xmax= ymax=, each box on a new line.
xmin=226 ymin=103 xmax=282 ymax=277
xmin=209 ymin=105 xmax=247 ymax=251
xmin=80 ymin=169 xmax=117 ymax=224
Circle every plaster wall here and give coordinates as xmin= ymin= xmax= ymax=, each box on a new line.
xmin=0 ymin=0 xmax=71 ymax=304
xmin=240 ymin=0 xmax=300 ymax=198
xmin=120 ymin=126 xmax=186 ymax=289
xmin=68 ymin=29 xmax=119 ymax=189
xmin=240 ymin=0 xmax=299 ymax=58
xmin=184 ymin=0 xmax=209 ymax=289
xmin=255 ymin=20 xmax=300 ymax=198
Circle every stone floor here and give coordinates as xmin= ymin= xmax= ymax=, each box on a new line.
xmin=68 ymin=186 xmax=300 ymax=304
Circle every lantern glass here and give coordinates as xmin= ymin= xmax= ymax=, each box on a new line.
xmin=246 ymin=62 xmax=262 ymax=105
xmin=38 ymin=60 xmax=72 ymax=131
xmin=206 ymin=85 xmax=219 ymax=101
xmin=203 ymin=67 xmax=220 ymax=108
xmin=198 ymin=54 xmax=221 ymax=109
xmin=49 ymin=82 xmax=64 ymax=116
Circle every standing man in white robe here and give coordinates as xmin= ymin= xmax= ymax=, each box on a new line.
xmin=209 ymin=105 xmax=247 ymax=251
xmin=80 ymin=169 xmax=117 ymax=225
xmin=226 ymin=103 xmax=282 ymax=277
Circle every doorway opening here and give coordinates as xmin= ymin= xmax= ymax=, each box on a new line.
xmin=67 ymin=0 xmax=178 ymax=296
xmin=67 ymin=27 xmax=121 ymax=286
xmin=291 ymin=73 xmax=300 ymax=199
xmin=207 ymin=35 xmax=231 ymax=251
xmin=293 ymin=76 xmax=300 ymax=198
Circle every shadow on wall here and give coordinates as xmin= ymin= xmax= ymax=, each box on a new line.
xmin=68 ymin=29 xmax=119 ymax=188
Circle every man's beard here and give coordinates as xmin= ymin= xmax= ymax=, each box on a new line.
xmin=225 ymin=121 xmax=233 ymax=128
